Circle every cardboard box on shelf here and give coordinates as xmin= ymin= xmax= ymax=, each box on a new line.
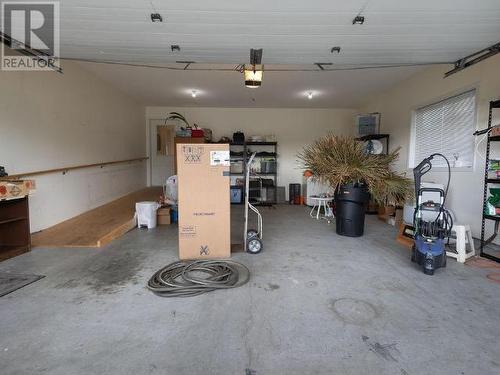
xmin=157 ymin=207 xmax=171 ymax=225
xmin=177 ymin=143 xmax=230 ymax=259
xmin=490 ymin=125 xmax=500 ymax=137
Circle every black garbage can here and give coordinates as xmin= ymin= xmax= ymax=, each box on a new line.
xmin=335 ymin=183 xmax=369 ymax=237
xmin=289 ymin=183 xmax=301 ymax=204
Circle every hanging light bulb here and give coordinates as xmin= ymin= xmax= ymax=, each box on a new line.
xmin=307 ymin=92 xmax=313 ymax=100
xmin=244 ymin=64 xmax=263 ymax=88
xmin=191 ymin=90 xmax=197 ymax=98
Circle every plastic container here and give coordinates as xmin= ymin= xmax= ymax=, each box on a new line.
xmin=335 ymin=184 xmax=369 ymax=237
xmin=136 ymin=201 xmax=160 ymax=229
xmin=191 ymin=128 xmax=204 ymax=137
xmin=230 ymin=161 xmax=244 ymax=174
xmin=260 ymin=160 xmax=276 ymax=173
xmin=171 ymin=208 xmax=178 ymax=223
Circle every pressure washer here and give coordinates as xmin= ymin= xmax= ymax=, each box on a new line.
xmin=411 ymin=153 xmax=453 ymax=275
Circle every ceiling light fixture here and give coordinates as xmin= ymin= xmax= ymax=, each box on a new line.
xmin=244 ymin=65 xmax=263 ymax=88
xmin=151 ymin=13 xmax=163 ymax=22
xmin=244 ymin=48 xmax=264 ymax=88
xmin=331 ymin=46 xmax=341 ymax=54
xmin=191 ymin=90 xmax=197 ymax=98
xmin=171 ymin=45 xmax=180 ymax=52
xmin=352 ymin=15 xmax=365 ymax=25
xmin=307 ymin=92 xmax=313 ymax=100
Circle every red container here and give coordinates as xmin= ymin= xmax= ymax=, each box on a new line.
xmin=191 ymin=129 xmax=204 ymax=138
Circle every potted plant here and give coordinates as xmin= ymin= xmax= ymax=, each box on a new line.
xmin=164 ymin=112 xmax=205 ymax=138
xmin=298 ymin=134 xmax=412 ymax=237
xmin=163 ymin=111 xmax=190 ymax=136
xmin=164 ymin=112 xmax=190 ymax=127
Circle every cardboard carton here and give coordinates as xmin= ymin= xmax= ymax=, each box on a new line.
xmin=378 ymin=204 xmax=395 ymax=222
xmin=157 ymin=207 xmax=171 ymax=225
xmin=177 ymin=144 xmax=230 ymax=259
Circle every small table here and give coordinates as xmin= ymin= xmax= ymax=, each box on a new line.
xmin=309 ymin=197 xmax=334 ymax=220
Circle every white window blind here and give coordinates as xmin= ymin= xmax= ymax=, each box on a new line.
xmin=413 ymin=90 xmax=475 ymax=168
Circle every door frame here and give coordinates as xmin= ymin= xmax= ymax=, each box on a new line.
xmin=147 ymin=118 xmax=176 ymax=187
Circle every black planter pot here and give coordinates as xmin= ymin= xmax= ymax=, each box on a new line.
xmin=335 ymin=183 xmax=369 ymax=237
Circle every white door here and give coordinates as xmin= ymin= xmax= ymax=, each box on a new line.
xmin=150 ymin=119 xmax=175 ymax=186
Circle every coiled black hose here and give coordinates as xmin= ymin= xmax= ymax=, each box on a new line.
xmin=147 ymin=260 xmax=250 ymax=297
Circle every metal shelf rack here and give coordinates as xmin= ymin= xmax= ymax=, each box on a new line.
xmin=230 ymin=141 xmax=278 ymax=206
xmin=480 ymin=99 xmax=500 ymax=262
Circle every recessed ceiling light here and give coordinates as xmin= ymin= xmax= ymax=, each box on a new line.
xmin=307 ymin=92 xmax=313 ymax=100
xmin=352 ymin=15 xmax=365 ymax=25
xmin=151 ymin=13 xmax=163 ymax=22
xmin=191 ymin=90 xmax=197 ymax=98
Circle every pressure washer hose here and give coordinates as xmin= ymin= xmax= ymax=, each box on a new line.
xmin=147 ymin=260 xmax=250 ymax=297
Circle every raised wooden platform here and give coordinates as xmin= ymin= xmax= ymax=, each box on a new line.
xmin=32 ymin=187 xmax=162 ymax=248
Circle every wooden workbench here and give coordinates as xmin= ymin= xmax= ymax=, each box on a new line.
xmin=32 ymin=187 xmax=162 ymax=248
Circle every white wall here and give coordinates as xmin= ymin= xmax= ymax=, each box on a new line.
xmin=361 ymin=55 xmax=500 ymax=237
xmin=146 ymin=107 xmax=357 ymax=198
xmin=0 ymin=60 xmax=147 ymax=232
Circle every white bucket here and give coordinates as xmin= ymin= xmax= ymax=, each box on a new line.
xmin=136 ymin=201 xmax=160 ymax=229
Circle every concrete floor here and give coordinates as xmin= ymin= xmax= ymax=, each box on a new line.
xmin=1 ymin=205 xmax=499 ymax=375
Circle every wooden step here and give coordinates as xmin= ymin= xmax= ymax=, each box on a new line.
xmin=32 ymin=187 xmax=163 ymax=248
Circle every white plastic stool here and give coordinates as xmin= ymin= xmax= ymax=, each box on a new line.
xmin=446 ymin=224 xmax=475 ymax=263
xmin=309 ymin=197 xmax=334 ymax=220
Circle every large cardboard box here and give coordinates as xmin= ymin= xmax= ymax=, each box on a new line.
xmin=177 ymin=143 xmax=230 ymax=259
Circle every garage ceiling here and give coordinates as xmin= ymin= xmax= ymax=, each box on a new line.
xmin=54 ymin=0 xmax=500 ymax=107
xmin=80 ymin=62 xmax=424 ymax=108
xmin=59 ymin=0 xmax=500 ymax=65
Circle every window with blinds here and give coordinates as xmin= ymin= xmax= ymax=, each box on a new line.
xmin=411 ymin=90 xmax=476 ymax=168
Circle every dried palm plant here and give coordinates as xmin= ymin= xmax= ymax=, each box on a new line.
xmin=164 ymin=112 xmax=190 ymax=127
xmin=298 ymin=134 xmax=412 ymax=204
